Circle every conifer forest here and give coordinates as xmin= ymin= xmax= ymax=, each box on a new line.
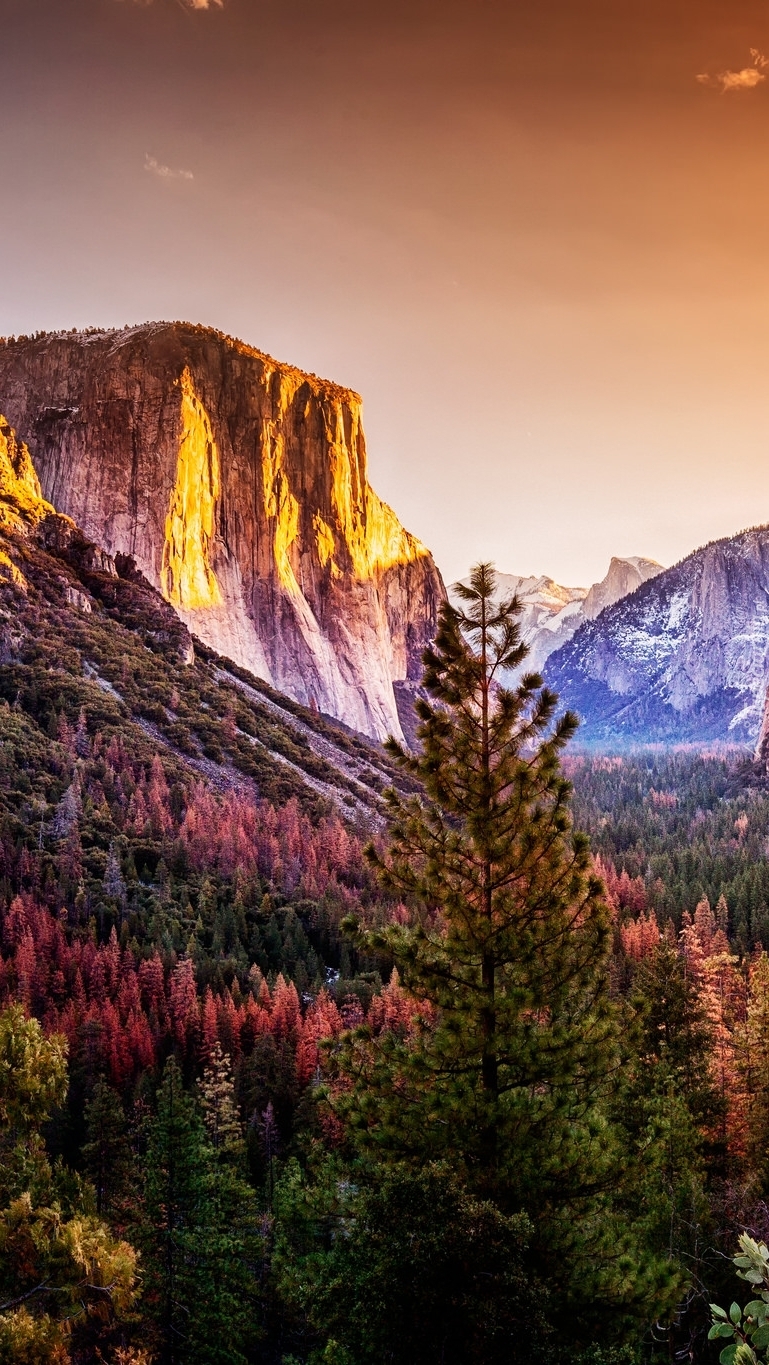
xmin=3 ymin=537 xmax=769 ymax=1365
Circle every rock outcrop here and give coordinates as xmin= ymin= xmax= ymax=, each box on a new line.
xmin=0 ymin=324 xmax=445 ymax=742
xmin=0 ymin=414 xmax=411 ymax=823
xmin=0 ymin=414 xmax=53 ymax=533
xmin=582 ymin=556 xmax=663 ymax=623
xmin=544 ymin=527 xmax=769 ymax=745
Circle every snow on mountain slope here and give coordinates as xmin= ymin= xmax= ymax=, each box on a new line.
xmin=544 ymin=526 xmax=769 ymax=745
xmin=455 ymin=557 xmax=663 ymax=675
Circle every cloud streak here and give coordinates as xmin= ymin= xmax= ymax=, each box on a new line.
xmin=144 ymin=154 xmax=194 ymax=181
xmin=127 ymin=0 xmax=224 ymax=8
xmin=697 ymin=48 xmax=768 ymax=92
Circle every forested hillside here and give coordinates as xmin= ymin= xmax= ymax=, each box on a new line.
xmin=568 ymin=749 xmax=769 ymax=948
xmin=6 ymin=488 xmax=769 ymax=1364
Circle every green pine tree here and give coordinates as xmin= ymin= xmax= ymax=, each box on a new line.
xmin=143 ymin=1056 xmax=261 ymax=1365
xmin=629 ymin=934 xmax=724 ymax=1140
xmin=143 ymin=1057 xmax=210 ymax=1364
xmin=83 ymin=1079 xmax=134 ymax=1219
xmin=273 ymin=1157 xmax=541 ymax=1365
xmin=330 ymin=563 xmax=677 ymax=1348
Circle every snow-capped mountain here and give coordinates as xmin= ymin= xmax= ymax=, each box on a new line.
xmin=488 ymin=572 xmax=586 ymax=673
xmin=456 ymin=557 xmax=663 ymax=674
xmin=544 ymin=526 xmax=769 ymax=745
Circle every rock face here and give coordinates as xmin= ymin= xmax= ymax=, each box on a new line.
xmin=0 ymin=414 xmax=53 ymax=533
xmin=457 ymin=557 xmax=663 ymax=676
xmin=0 ymin=324 xmax=445 ymax=742
xmin=544 ymin=528 xmax=769 ymax=745
xmin=484 ymin=572 xmax=586 ymax=675
xmin=582 ymin=556 xmax=663 ymax=623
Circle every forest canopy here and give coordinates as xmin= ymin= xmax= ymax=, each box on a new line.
xmin=1 ymin=542 xmax=769 ymax=1362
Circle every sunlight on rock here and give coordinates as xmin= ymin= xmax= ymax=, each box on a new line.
xmin=0 ymin=415 xmax=52 ymax=532
xmin=161 ymin=368 xmax=222 ymax=610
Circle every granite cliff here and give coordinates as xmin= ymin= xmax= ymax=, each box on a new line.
xmin=0 ymin=323 xmax=444 ymax=742
xmin=544 ymin=526 xmax=769 ymax=745
xmin=0 ymin=412 xmax=410 ymax=820
xmin=0 ymin=413 xmax=52 ymax=533
xmin=582 ymin=556 xmax=664 ymax=623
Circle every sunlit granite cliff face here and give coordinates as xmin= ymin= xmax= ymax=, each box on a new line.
xmin=0 ymin=415 xmax=52 ymax=533
xmin=0 ymin=324 xmax=444 ymax=741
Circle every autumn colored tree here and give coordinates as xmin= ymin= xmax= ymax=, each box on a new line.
xmin=199 ymin=1042 xmax=242 ymax=1159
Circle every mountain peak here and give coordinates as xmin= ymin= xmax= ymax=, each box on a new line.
xmin=582 ymin=555 xmax=664 ymax=622
xmin=544 ymin=524 xmax=769 ymax=745
xmin=456 ymin=556 xmax=664 ymax=675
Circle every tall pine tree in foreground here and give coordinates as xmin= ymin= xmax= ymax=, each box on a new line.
xmin=331 ymin=563 xmax=678 ymax=1349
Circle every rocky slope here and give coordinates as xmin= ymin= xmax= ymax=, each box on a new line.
xmin=544 ymin=527 xmax=769 ymax=745
xmin=0 ymin=324 xmax=444 ymax=743
xmin=458 ymin=557 xmax=663 ymax=675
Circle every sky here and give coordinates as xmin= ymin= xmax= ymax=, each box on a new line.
xmin=2 ymin=0 xmax=769 ymax=587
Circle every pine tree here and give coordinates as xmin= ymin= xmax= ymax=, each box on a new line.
xmin=630 ymin=934 xmax=724 ymax=1138
xmin=736 ymin=953 xmax=769 ymax=1188
xmin=273 ymin=1158 xmax=539 ymax=1365
xmin=143 ymin=1057 xmax=212 ymax=1364
xmin=199 ymin=1042 xmax=243 ymax=1160
xmin=143 ymin=1057 xmax=260 ymax=1365
xmin=331 ymin=563 xmax=675 ymax=1343
xmin=83 ymin=1079 xmax=134 ymax=1219
xmin=0 ymin=1007 xmax=138 ymax=1359
xmin=103 ymin=841 xmax=127 ymax=910
xmin=51 ymin=775 xmax=82 ymax=840
xmin=617 ymin=937 xmax=718 ymax=1332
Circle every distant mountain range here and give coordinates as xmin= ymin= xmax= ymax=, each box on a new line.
xmin=478 ymin=557 xmax=664 ymax=674
xmin=543 ymin=526 xmax=769 ymax=747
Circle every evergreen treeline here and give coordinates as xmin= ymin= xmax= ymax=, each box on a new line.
xmin=569 ymin=749 xmax=769 ymax=948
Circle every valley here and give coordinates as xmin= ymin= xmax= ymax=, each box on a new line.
xmin=3 ymin=332 xmax=769 ymax=1364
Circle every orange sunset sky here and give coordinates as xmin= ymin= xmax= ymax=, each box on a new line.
xmin=2 ymin=0 xmax=769 ymax=586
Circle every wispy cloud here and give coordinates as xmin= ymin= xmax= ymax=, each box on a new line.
xmin=144 ymin=154 xmax=194 ymax=181
xmin=697 ymin=48 xmax=768 ymax=92
xmin=126 ymin=0 xmax=224 ymax=8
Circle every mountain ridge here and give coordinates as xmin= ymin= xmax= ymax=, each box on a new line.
xmin=0 ymin=409 xmax=408 ymax=825
xmin=543 ymin=523 xmax=769 ymax=746
xmin=458 ymin=555 xmax=663 ymax=675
